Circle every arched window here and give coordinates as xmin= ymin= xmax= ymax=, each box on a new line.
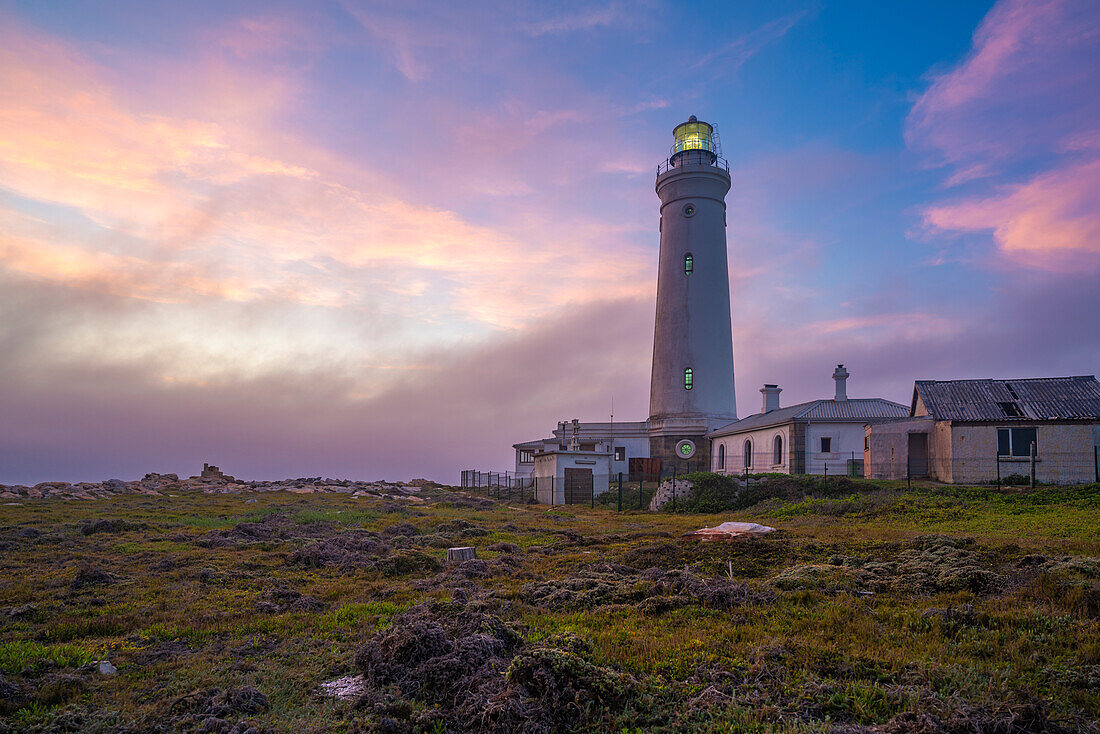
xmin=684 ymin=253 xmax=693 ymax=274
xmin=743 ymin=439 xmax=753 ymax=469
xmin=717 ymin=444 xmax=725 ymax=470
xmin=773 ymin=435 xmax=783 ymax=465
xmin=683 ymin=368 xmax=693 ymax=390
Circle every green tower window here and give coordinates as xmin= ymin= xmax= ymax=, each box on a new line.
xmin=684 ymin=253 xmax=693 ymax=274
xmin=683 ymin=368 xmax=693 ymax=390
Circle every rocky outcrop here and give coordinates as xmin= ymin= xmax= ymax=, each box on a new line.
xmin=0 ymin=472 xmax=428 ymax=502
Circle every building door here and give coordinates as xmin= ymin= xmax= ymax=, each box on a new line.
xmin=908 ymin=433 xmax=928 ymax=477
xmin=563 ymin=468 xmax=593 ymax=505
xmin=628 ymin=457 xmax=661 ymax=483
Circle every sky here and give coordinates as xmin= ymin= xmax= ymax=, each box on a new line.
xmin=1 ymin=0 xmax=1097 ymax=484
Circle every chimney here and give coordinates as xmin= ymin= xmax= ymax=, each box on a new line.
xmin=760 ymin=384 xmax=781 ymax=413
xmin=833 ymin=364 xmax=849 ymax=401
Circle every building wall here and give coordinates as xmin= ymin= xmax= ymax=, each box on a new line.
xmin=864 ymin=418 xmax=934 ymax=480
xmin=804 ymin=423 xmax=866 ymax=476
xmin=932 ymin=421 xmax=955 ymax=483
xmin=711 ymin=424 xmax=791 ymax=474
xmin=947 ymin=422 xmax=1099 ymax=485
xmin=867 ymin=419 xmax=1099 ymax=484
xmin=715 ymin=421 xmax=891 ymax=476
xmin=650 ymin=432 xmax=711 ymax=472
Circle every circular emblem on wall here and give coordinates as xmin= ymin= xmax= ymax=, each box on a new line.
xmin=675 ymin=439 xmax=696 ymax=459
xmin=682 ymin=203 xmax=696 ymax=217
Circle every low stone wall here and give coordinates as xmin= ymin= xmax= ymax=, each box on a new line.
xmin=649 ymin=478 xmax=697 ymax=511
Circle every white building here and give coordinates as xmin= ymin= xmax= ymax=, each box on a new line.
xmin=709 ymin=366 xmax=908 ymax=476
xmin=512 ymin=419 xmax=650 ymax=480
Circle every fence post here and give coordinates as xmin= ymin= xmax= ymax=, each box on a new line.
xmin=824 ymin=462 xmax=828 ymax=490
xmin=671 ymin=467 xmax=677 ymax=513
xmin=1029 ymin=442 xmax=1036 ymax=489
xmin=617 ymin=472 xmax=623 ymax=512
xmin=996 ymin=453 xmax=1001 ymax=486
xmin=551 ymin=475 xmax=555 ymax=505
xmin=906 ymin=457 xmax=910 ymax=490
xmin=1095 ymin=446 xmax=1099 ymax=484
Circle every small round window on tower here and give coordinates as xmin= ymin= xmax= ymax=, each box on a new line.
xmin=682 ymin=203 xmax=696 ymax=217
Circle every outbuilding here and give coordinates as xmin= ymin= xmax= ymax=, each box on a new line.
xmin=864 ymin=375 xmax=1100 ymax=484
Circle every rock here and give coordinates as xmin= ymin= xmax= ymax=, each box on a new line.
xmin=649 ymin=478 xmax=696 ymax=511
xmin=681 ymin=521 xmax=776 ymax=542
xmin=7 ymin=603 xmax=39 ymax=619
xmin=447 ymin=547 xmax=476 ymax=563
xmin=103 ymin=479 xmax=127 ymax=491
xmin=97 ymin=660 xmax=118 ymax=675
xmin=320 ymin=674 xmax=368 ymax=701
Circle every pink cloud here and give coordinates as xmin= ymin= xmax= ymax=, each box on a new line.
xmin=923 ymin=158 xmax=1100 ymax=271
xmin=906 ymin=0 xmax=1098 ymax=180
xmin=907 ymin=0 xmax=1100 ymax=271
xmin=0 ymin=18 xmax=653 ymax=332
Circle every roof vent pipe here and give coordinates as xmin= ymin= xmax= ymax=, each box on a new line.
xmin=761 ymin=384 xmax=781 ymax=413
xmin=833 ymin=364 xmax=849 ymax=402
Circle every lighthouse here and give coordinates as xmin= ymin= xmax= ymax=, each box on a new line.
xmin=647 ymin=116 xmax=737 ymax=467
xmin=506 ymin=115 xmax=739 ymax=487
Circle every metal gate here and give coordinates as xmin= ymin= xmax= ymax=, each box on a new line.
xmin=563 ymin=467 xmax=593 ymax=505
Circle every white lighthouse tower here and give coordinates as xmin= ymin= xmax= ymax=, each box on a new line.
xmin=648 ymin=116 xmax=737 ymax=467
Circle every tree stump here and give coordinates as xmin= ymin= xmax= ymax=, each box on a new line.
xmin=447 ymin=547 xmax=476 ymax=563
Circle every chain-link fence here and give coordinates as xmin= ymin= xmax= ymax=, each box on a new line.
xmin=462 ymin=446 xmax=1099 ymax=509
xmin=864 ymin=449 xmax=1099 ymax=488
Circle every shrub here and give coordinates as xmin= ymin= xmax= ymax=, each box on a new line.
xmin=673 ymin=472 xmax=741 ymax=513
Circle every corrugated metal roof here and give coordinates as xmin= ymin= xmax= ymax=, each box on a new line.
xmin=913 ymin=375 xmax=1100 ymax=422
xmin=800 ymin=398 xmax=910 ymax=420
xmin=709 ymin=398 xmax=908 ymax=437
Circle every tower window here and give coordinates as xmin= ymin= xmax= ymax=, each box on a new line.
xmin=684 ymin=253 xmax=693 ymax=274
xmin=683 ymin=368 xmax=693 ymax=390
xmin=682 ymin=203 xmax=696 ymax=217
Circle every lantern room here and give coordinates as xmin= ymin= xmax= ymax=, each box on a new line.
xmin=670 ymin=115 xmax=718 ymax=164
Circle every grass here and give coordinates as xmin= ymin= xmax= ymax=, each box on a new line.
xmin=0 ymin=478 xmax=1096 ymax=732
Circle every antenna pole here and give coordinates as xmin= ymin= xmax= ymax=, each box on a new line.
xmin=610 ymin=394 xmax=614 ymax=473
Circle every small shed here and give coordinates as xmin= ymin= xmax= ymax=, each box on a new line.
xmin=532 ymin=450 xmax=611 ymax=505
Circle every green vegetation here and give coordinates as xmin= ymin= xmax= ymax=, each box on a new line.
xmin=0 ymin=478 xmax=1096 ymax=732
